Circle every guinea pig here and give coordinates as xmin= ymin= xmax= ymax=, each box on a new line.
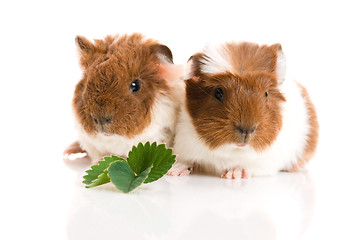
xmin=168 ymin=41 xmax=319 ymax=178
xmin=64 ymin=33 xmax=184 ymax=163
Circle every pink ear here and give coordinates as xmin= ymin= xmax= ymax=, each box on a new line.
xmin=159 ymin=62 xmax=184 ymax=83
xmin=182 ymin=57 xmax=201 ymax=82
xmin=191 ymin=76 xmax=200 ymax=82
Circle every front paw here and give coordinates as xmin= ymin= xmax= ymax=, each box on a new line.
xmin=221 ymin=167 xmax=249 ymax=179
xmin=63 ymin=141 xmax=88 ymax=161
xmin=63 ymin=141 xmax=87 ymax=156
xmin=167 ymin=162 xmax=193 ymax=176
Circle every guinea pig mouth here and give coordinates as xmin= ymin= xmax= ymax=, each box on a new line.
xmin=97 ymin=129 xmax=114 ymax=137
xmin=236 ymin=143 xmax=247 ymax=147
xmin=96 ymin=126 xmax=114 ymax=136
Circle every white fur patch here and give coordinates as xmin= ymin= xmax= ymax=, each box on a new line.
xmin=183 ymin=58 xmax=195 ymax=80
xmin=156 ymin=53 xmax=171 ymax=64
xmin=199 ymin=44 xmax=234 ymax=75
xmin=276 ymin=50 xmax=287 ymax=83
xmin=172 ymin=79 xmax=311 ymax=177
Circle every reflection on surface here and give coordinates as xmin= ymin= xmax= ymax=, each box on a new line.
xmin=66 ymin=167 xmax=314 ymax=240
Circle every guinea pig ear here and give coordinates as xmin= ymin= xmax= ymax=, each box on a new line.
xmin=75 ymin=35 xmax=95 ymax=68
xmin=153 ymin=44 xmax=174 ymax=64
xmin=184 ymin=53 xmax=204 ymax=82
xmin=153 ymin=44 xmax=184 ymax=83
xmin=270 ymin=43 xmax=287 ymax=84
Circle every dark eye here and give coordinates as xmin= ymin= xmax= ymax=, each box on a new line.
xmin=214 ymin=88 xmax=224 ymax=101
xmin=265 ymin=91 xmax=269 ymax=100
xmin=130 ymin=79 xmax=141 ymax=93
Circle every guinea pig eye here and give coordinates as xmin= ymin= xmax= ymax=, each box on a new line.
xmin=265 ymin=91 xmax=269 ymax=100
xmin=130 ymin=79 xmax=141 ymax=93
xmin=214 ymin=88 xmax=224 ymax=102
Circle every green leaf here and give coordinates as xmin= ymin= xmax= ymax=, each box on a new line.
xmin=127 ymin=142 xmax=152 ymax=174
xmin=83 ymin=156 xmax=125 ymax=188
xmin=127 ymin=142 xmax=176 ymax=184
xmin=108 ymin=160 xmax=152 ymax=193
xmin=85 ymin=171 xmax=110 ymax=188
xmin=82 ymin=142 xmax=176 ymax=193
xmin=144 ymin=144 xmax=176 ymax=183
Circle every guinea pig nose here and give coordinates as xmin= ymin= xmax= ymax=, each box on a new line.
xmin=104 ymin=116 xmax=112 ymax=124
xmin=249 ymin=126 xmax=256 ymax=134
xmin=92 ymin=116 xmax=112 ymax=125
xmin=236 ymin=126 xmax=245 ymax=134
xmin=236 ymin=125 xmax=257 ymax=135
xmin=93 ymin=117 xmax=99 ymax=125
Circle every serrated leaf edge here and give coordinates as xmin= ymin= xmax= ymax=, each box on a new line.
xmin=83 ymin=156 xmax=126 ymax=187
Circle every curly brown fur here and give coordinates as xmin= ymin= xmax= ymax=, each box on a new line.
xmin=73 ymin=33 xmax=172 ymax=138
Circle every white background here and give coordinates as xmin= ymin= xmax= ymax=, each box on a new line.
xmin=1 ymin=0 xmax=360 ymax=239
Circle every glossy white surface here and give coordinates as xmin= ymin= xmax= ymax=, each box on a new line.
xmin=1 ymin=0 xmax=360 ymax=239
xmin=67 ymin=170 xmax=315 ymax=240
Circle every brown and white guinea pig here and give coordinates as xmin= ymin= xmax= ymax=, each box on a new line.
xmin=168 ymin=42 xmax=319 ymax=178
xmin=64 ymin=33 xmax=184 ymax=163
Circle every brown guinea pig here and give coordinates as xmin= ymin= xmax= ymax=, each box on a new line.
xmin=64 ymin=33 xmax=184 ymax=163
xmin=168 ymin=41 xmax=319 ymax=178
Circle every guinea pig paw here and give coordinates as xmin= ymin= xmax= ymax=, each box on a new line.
xmin=221 ymin=168 xmax=249 ymax=179
xmin=63 ymin=141 xmax=87 ymax=155
xmin=63 ymin=141 xmax=88 ymax=161
xmin=167 ymin=162 xmax=193 ymax=176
